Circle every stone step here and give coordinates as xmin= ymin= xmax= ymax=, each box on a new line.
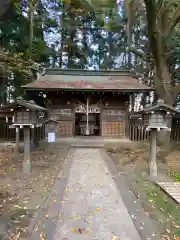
xmin=70 ymin=142 xmax=104 ymax=148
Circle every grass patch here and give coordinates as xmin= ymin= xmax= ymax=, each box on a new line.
xmin=144 ymin=181 xmax=180 ymax=238
xmin=169 ymin=171 xmax=180 ymax=182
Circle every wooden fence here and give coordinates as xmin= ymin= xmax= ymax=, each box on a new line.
xmin=1 ymin=118 xmax=180 ymax=142
xmin=129 ymin=117 xmax=180 ymax=142
xmin=171 ymin=118 xmax=180 ymax=142
xmin=129 ymin=123 xmax=150 ymax=141
xmin=0 ymin=119 xmax=45 ymax=144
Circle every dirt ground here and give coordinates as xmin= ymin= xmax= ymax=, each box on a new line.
xmin=107 ymin=141 xmax=180 ymax=239
xmin=0 ymin=144 xmax=69 ymax=240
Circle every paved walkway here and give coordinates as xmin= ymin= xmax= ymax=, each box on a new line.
xmin=30 ymin=149 xmax=160 ymax=240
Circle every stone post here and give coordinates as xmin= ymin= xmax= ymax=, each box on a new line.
xmin=15 ymin=127 xmax=20 ymax=153
xmin=23 ymin=126 xmax=31 ymax=173
xmin=150 ymin=129 xmax=157 ymax=178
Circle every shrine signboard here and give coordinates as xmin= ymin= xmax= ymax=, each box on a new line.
xmin=103 ymin=109 xmax=125 ymax=121
xmin=48 ymin=108 xmax=73 ymax=120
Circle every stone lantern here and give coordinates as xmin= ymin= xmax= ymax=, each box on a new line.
xmin=11 ymin=99 xmax=47 ymax=173
xmin=138 ymin=99 xmax=179 ymax=178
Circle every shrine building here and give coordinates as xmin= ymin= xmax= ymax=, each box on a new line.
xmin=23 ymin=68 xmax=153 ymax=138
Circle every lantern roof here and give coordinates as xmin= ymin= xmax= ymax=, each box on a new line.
xmin=138 ymin=99 xmax=180 ymax=114
xmin=45 ymin=119 xmax=58 ymax=123
xmin=0 ymin=99 xmax=47 ymax=112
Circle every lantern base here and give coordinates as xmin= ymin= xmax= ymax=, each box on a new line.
xmin=23 ymin=161 xmax=31 ymax=174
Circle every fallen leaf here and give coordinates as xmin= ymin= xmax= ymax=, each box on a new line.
xmin=94 ymin=208 xmax=100 ymax=212
xmin=112 ymin=234 xmax=118 ymax=240
xmin=71 ymin=213 xmax=80 ymax=219
xmin=108 ymin=194 xmax=113 ymax=198
xmin=174 ymin=237 xmax=180 ymax=240
xmin=71 ymin=227 xmax=77 ymax=233
xmin=40 ymin=232 xmax=46 ymax=239
xmin=65 ymin=187 xmax=72 ymax=192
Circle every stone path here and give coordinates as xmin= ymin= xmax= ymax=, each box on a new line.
xmin=30 ymin=148 xmax=161 ymax=240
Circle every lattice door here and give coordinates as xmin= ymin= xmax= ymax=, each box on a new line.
xmin=102 ymin=121 xmax=125 ymax=136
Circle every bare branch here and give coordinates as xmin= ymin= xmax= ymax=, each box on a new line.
xmin=165 ymin=3 xmax=180 ymax=38
xmin=128 ymin=47 xmax=145 ymax=58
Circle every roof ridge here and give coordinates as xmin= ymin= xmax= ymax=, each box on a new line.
xmin=44 ymin=68 xmax=136 ymax=76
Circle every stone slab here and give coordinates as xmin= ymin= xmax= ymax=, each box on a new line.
xmin=156 ymin=182 xmax=180 ymax=204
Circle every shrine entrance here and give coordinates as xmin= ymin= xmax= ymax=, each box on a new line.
xmin=74 ymin=101 xmax=101 ymax=136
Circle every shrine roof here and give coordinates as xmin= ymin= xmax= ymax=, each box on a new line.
xmin=22 ymin=68 xmax=153 ymax=92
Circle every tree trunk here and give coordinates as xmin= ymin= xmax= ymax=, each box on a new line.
xmin=28 ymin=3 xmax=34 ymax=57
xmin=155 ymin=60 xmax=174 ymax=145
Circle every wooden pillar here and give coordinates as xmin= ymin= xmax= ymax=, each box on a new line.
xmin=40 ymin=125 xmax=43 ymax=139
xmin=150 ymin=129 xmax=157 ymax=178
xmin=43 ymin=124 xmax=45 ymax=139
xmin=23 ymin=126 xmax=31 ymax=174
xmin=72 ymin=100 xmax=76 ymax=136
xmin=15 ymin=127 xmax=20 ymax=153
xmin=100 ymin=104 xmax=103 ymax=137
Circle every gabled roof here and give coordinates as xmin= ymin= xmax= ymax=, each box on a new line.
xmin=0 ymin=100 xmax=47 ymax=111
xmin=23 ymin=68 xmax=153 ymax=92
xmin=138 ymin=99 xmax=180 ymax=114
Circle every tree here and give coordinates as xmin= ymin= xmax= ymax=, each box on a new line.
xmin=125 ymin=0 xmax=180 ymax=105
xmin=0 ymin=0 xmax=51 ymax=103
xmin=83 ymin=0 xmax=180 ymax=106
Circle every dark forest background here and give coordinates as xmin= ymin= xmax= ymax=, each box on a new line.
xmin=1 ymin=0 xmax=180 ymax=110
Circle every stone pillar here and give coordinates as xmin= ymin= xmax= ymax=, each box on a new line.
xmin=15 ymin=127 xmax=20 ymax=153
xmin=23 ymin=126 xmax=31 ymax=174
xmin=150 ymin=129 xmax=157 ymax=178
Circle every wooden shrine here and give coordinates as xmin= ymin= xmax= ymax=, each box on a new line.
xmin=23 ymin=68 xmax=153 ymax=138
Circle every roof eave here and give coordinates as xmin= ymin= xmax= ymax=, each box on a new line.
xmin=23 ymin=87 xmax=153 ymax=92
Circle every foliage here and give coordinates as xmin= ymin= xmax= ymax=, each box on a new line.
xmin=1 ymin=0 xmax=180 ymax=107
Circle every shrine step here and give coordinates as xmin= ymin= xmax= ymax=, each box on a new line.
xmin=70 ymin=142 xmax=104 ymax=148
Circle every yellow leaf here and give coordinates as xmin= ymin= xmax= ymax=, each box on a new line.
xmin=112 ymin=234 xmax=118 ymax=240
xmin=40 ymin=232 xmax=46 ymax=239
xmin=94 ymin=207 xmax=100 ymax=212
xmin=65 ymin=188 xmax=72 ymax=192
xmin=72 ymin=213 xmax=80 ymax=219
xmin=71 ymin=227 xmax=77 ymax=232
